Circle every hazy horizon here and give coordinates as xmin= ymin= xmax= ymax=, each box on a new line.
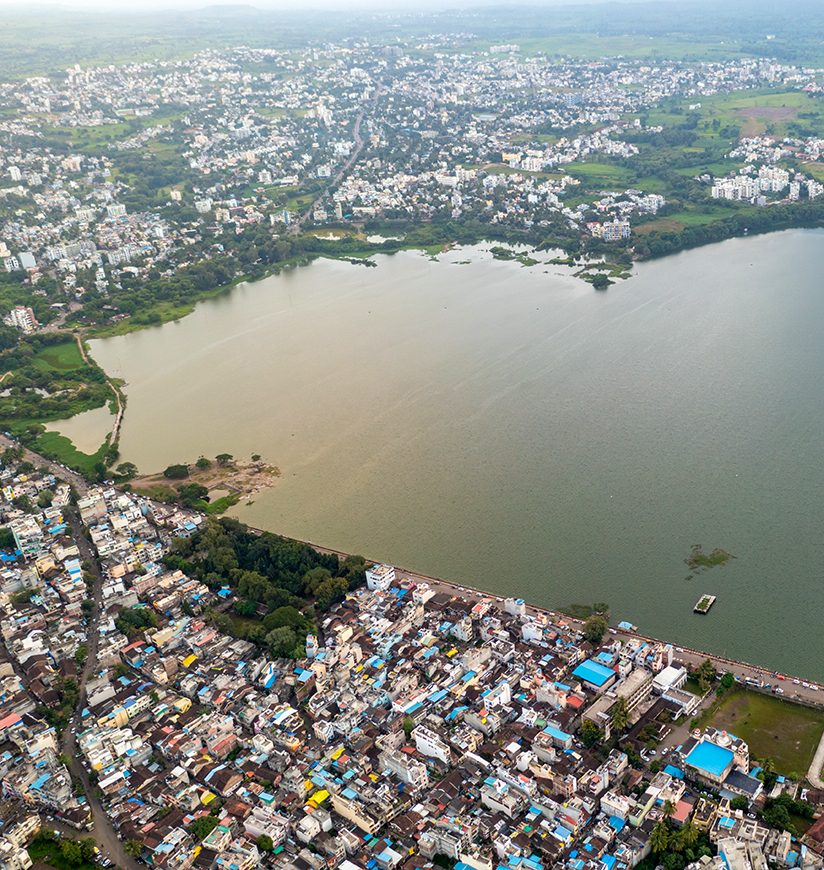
xmin=0 ymin=0 xmax=682 ymax=9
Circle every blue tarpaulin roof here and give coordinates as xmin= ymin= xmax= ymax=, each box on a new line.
xmin=572 ymin=659 xmax=615 ymax=687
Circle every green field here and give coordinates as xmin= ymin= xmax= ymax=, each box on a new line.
xmin=32 ymin=340 xmax=85 ymax=372
xmin=566 ymin=162 xmax=636 ymax=187
xmin=700 ymin=689 xmax=824 ymax=777
xmin=471 ymin=35 xmax=747 ymax=62
xmin=31 ymin=430 xmax=109 ymax=477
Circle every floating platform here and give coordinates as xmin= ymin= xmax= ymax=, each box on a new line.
xmin=694 ymin=594 xmax=716 ymax=614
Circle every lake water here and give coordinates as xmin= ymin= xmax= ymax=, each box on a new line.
xmin=88 ymin=230 xmax=824 ymax=678
xmin=47 ymin=404 xmax=113 ymax=454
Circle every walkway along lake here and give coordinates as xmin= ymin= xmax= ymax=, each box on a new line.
xmin=86 ymin=230 xmax=824 ymax=678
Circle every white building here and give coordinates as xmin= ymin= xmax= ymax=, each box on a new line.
xmin=5 ymin=306 xmax=38 ymax=334
xmin=413 ymin=726 xmax=451 ymax=765
xmin=365 ymin=563 xmax=396 ymax=591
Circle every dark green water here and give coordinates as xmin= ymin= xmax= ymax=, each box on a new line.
xmin=87 ymin=230 xmax=824 ymax=677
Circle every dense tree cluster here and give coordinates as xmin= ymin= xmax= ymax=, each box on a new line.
xmin=165 ymin=517 xmax=367 ymax=657
xmin=115 ymin=605 xmax=159 ymax=636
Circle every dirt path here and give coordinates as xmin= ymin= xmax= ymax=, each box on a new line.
xmin=75 ymin=334 xmax=124 ymax=447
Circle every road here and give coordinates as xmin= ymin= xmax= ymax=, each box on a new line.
xmin=306 ymin=538 xmax=824 ymax=709
xmin=5 ymin=433 xmax=824 ymax=789
xmin=74 ymin=335 xmax=124 ymax=447
xmin=39 ymin=302 xmax=81 ymax=334
xmin=0 ymin=432 xmax=88 ymax=495
xmin=292 ymin=84 xmax=382 ymax=232
xmin=58 ymin=507 xmax=141 ymax=870
xmin=808 ymin=732 xmax=824 ymax=788
xmin=408 ymin=570 xmax=824 ymax=707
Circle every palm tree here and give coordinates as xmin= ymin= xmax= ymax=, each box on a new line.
xmin=680 ymin=820 xmax=699 ymax=849
xmin=662 ymin=799 xmax=675 ymax=821
xmin=650 ymin=821 xmax=669 ymax=854
xmin=125 ymin=840 xmax=142 ymax=857
xmin=611 ymin=696 xmax=629 ymax=734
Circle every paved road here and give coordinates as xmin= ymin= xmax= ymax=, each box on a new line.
xmin=292 ymin=84 xmax=382 ymax=232
xmin=74 ymin=335 xmax=124 ymax=446
xmin=808 ymin=732 xmax=824 ymax=788
xmin=402 ymin=572 xmax=824 ymax=706
xmin=59 ymin=508 xmax=140 ymax=870
xmin=0 ymin=432 xmax=89 ymax=496
xmin=292 ymin=538 xmax=824 ymax=709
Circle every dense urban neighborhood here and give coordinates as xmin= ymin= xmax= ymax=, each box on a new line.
xmin=2 ymin=7 xmax=824 ymax=870
xmin=4 ymin=38 xmax=824 ymax=343
xmin=1 ymin=442 xmax=824 ymax=870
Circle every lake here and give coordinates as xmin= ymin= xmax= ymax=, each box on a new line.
xmin=87 ymin=230 xmax=824 ymax=677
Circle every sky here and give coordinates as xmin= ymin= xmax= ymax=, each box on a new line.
xmin=0 ymin=0 xmax=663 ymax=9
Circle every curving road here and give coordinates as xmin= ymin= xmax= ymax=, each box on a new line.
xmin=292 ymin=84 xmax=382 ymax=232
xmin=59 ymin=507 xmax=141 ymax=870
xmin=808 ymin=732 xmax=824 ymax=788
xmin=0 ymin=432 xmax=88 ymax=496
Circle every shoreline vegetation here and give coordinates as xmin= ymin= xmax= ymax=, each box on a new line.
xmin=124 ymin=453 xmax=281 ymax=515
xmin=5 ymin=219 xmax=824 ymax=479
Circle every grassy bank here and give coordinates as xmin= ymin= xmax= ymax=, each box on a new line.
xmin=29 ymin=431 xmax=110 ymax=477
xmin=697 ymin=688 xmax=824 ymax=776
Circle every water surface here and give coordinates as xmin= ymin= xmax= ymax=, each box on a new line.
xmin=89 ymin=232 xmax=824 ymax=677
xmin=47 ymin=404 xmax=113 ymax=454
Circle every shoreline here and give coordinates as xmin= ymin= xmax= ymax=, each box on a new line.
xmin=240 ymin=522 xmax=824 ymax=701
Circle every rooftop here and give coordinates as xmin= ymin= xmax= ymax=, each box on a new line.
xmin=685 ymin=740 xmax=734 ymax=778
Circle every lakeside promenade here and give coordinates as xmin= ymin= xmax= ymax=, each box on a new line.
xmin=2 ymin=433 xmax=821 ymax=712
xmin=291 ymin=537 xmax=824 ymax=710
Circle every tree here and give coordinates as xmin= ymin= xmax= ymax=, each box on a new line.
xmin=79 ymin=838 xmax=97 ymax=861
xmin=256 ymin=835 xmax=274 ymax=852
xmin=216 ymin=453 xmax=234 ymax=466
xmin=266 ymin=626 xmax=298 ymax=658
xmin=763 ymin=802 xmax=793 ymax=833
xmin=115 ymin=461 xmax=138 ymax=480
xmin=234 ymin=598 xmax=258 ymax=617
xmin=403 ymin=716 xmax=415 ymax=739
xmin=163 ymin=463 xmax=190 ymax=479
xmin=177 ymin=482 xmax=209 ymax=507
xmin=583 ymin=614 xmax=608 ymax=645
xmin=59 ymin=840 xmax=83 ymax=867
xmin=680 ymin=820 xmax=699 ymax=849
xmin=195 ymin=456 xmax=212 ymax=470
xmin=662 ymin=799 xmax=675 ymax=821
xmin=12 ymin=495 xmax=33 ymax=513
xmin=697 ymin=659 xmax=716 ymax=684
xmin=610 ymin=696 xmax=629 ymax=734
xmin=125 ymin=839 xmax=143 ymax=857
xmin=37 ymin=489 xmax=54 ymax=508
xmin=650 ymin=821 xmax=669 ymax=854
xmin=251 ymin=454 xmax=261 ymax=462
xmin=189 ymin=815 xmax=219 ymax=841
xmin=314 ymin=575 xmax=348 ymax=611
xmin=0 ymin=527 xmax=14 ymax=549
xmin=591 ymin=273 xmax=612 ymax=290
xmin=579 ymin=718 xmax=602 ymax=748
xmin=730 ymin=795 xmax=749 ymax=812
xmin=74 ymin=644 xmax=87 ymax=666
xmin=761 ymin=756 xmax=778 ymax=790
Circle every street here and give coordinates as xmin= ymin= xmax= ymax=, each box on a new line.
xmin=58 ymin=507 xmax=141 ymax=870
xmin=0 ymin=432 xmax=89 ymax=496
